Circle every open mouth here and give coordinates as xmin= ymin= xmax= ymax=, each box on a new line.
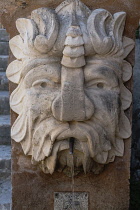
xmin=55 ymin=137 xmax=93 ymax=175
xmin=57 ymin=137 xmax=83 ymax=153
xmin=69 ymin=137 xmax=75 ymax=155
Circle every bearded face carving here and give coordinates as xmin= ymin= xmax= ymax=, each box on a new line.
xmin=6 ymin=0 xmax=134 ymax=175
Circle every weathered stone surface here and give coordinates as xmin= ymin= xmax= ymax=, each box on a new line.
xmin=1 ymin=0 xmax=138 ymax=209
xmin=6 ymin=0 xmax=134 ymax=176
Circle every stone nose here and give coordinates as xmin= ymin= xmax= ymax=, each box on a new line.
xmin=52 ymin=66 xmax=94 ymax=122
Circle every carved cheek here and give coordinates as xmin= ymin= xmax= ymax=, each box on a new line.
xmin=25 ymin=88 xmax=60 ymax=117
xmin=86 ymin=89 xmax=120 ymax=114
xmin=100 ymin=92 xmax=121 ymax=115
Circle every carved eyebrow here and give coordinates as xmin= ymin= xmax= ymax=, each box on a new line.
xmin=84 ymin=65 xmax=119 ymax=85
xmin=24 ymin=64 xmax=61 ymax=87
xmin=32 ymin=79 xmax=52 ymax=86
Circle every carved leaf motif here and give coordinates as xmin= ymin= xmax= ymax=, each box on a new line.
xmin=9 ymin=35 xmax=25 ymax=59
xmin=10 ymin=80 xmax=25 ymax=114
xmin=122 ymin=60 xmax=132 ymax=82
xmin=6 ymin=60 xmax=22 ymax=84
xmin=31 ymin=8 xmax=51 ymax=36
xmin=20 ymin=113 xmax=33 ymax=155
xmin=112 ymin=12 xmax=126 ymax=47
xmin=121 ymin=83 xmax=132 ymax=110
xmin=114 ymin=138 xmax=124 ymax=157
xmin=11 ymin=113 xmax=27 ymax=142
xmin=123 ymin=36 xmax=135 ymax=59
xmin=16 ymin=18 xmax=38 ymax=42
xmin=87 ymin=9 xmax=113 ymax=55
xmin=117 ymin=111 xmax=131 ymax=139
xmin=31 ymin=8 xmax=59 ymax=53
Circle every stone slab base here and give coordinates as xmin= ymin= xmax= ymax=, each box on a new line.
xmin=11 ymin=140 xmax=130 ymax=210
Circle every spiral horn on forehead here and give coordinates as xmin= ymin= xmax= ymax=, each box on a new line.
xmin=61 ymin=1 xmax=85 ymax=68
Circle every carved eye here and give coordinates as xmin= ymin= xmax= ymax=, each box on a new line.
xmin=97 ymin=83 xmax=104 ymax=89
xmin=86 ymin=81 xmax=106 ymax=89
xmin=32 ymin=79 xmax=55 ymax=88
xmin=40 ymin=82 xmax=47 ymax=88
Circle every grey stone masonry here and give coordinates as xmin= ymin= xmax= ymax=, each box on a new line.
xmin=0 ymin=146 xmax=11 ymax=179
xmin=0 ymin=42 xmax=9 ymax=55
xmin=0 ymin=29 xmax=9 ymax=42
xmin=0 ymin=29 xmax=11 ymax=210
xmin=0 ymin=177 xmax=11 ymax=210
xmin=0 ymin=92 xmax=10 ymax=115
xmin=0 ymin=72 xmax=9 ymax=91
xmin=0 ymin=56 xmax=9 ymax=71
xmin=0 ymin=115 xmax=10 ymax=145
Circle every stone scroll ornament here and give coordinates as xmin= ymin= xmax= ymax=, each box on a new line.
xmin=6 ymin=0 xmax=134 ymax=175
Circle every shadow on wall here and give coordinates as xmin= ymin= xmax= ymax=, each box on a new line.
xmin=130 ymin=23 xmax=140 ymax=210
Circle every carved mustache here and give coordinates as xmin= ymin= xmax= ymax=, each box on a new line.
xmin=32 ymin=116 xmax=112 ymax=164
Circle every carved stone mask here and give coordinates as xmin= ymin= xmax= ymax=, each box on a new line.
xmin=6 ymin=0 xmax=134 ymax=175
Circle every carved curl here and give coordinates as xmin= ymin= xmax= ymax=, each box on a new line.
xmin=87 ymin=9 xmax=134 ymax=58
xmin=8 ymin=8 xmax=59 ymax=59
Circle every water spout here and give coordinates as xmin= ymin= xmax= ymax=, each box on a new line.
xmin=69 ymin=137 xmax=75 ymax=155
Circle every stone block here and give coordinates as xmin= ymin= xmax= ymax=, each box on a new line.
xmin=0 ymin=56 xmax=8 ymax=70
xmin=0 ymin=72 xmax=9 ymax=91
xmin=0 ymin=145 xmax=11 ymax=179
xmin=0 ymin=29 xmax=9 ymax=42
xmin=0 ymin=91 xmax=10 ymax=115
xmin=0 ymin=177 xmax=11 ymax=210
xmin=0 ymin=42 xmax=9 ymax=55
xmin=0 ymin=115 xmax=10 ymax=145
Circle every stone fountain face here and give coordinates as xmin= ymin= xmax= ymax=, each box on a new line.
xmin=6 ymin=0 xmax=134 ymax=175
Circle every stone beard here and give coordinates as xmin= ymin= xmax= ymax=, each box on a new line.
xmin=6 ymin=0 xmax=134 ymax=175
